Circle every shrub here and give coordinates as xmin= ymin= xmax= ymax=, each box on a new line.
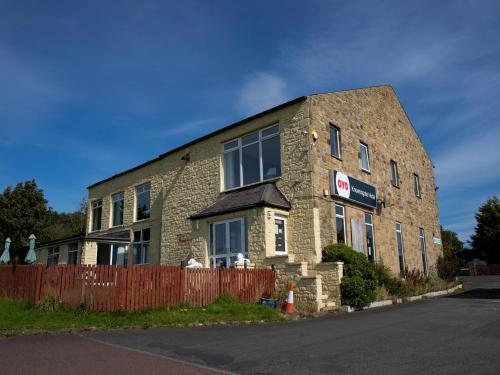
xmin=437 ymin=254 xmax=460 ymax=280
xmin=323 ymin=244 xmax=377 ymax=308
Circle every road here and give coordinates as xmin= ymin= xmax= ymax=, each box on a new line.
xmin=2 ymin=276 xmax=500 ymax=374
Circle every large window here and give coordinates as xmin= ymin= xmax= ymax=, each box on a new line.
xmin=223 ymin=124 xmax=281 ymax=190
xmin=365 ymin=213 xmax=375 ymax=262
xmin=97 ymin=243 xmax=127 ymax=265
xmin=390 ymin=160 xmax=399 ymax=187
xmin=275 ymin=217 xmax=287 ymax=254
xmin=210 ymin=218 xmax=247 ymax=268
xmin=419 ymin=228 xmax=428 ymax=275
xmin=112 ymin=192 xmax=124 ymax=226
xmin=67 ymin=243 xmax=78 ymax=265
xmin=91 ymin=200 xmax=102 ymax=231
xmin=413 ymin=174 xmax=421 ymax=198
xmin=47 ymin=247 xmax=59 ymax=265
xmin=136 ymin=183 xmax=151 ymax=221
xmin=133 ymin=228 xmax=150 ymax=264
xmin=395 ymin=222 xmax=406 ymax=275
xmin=335 ymin=204 xmax=346 ymax=244
xmin=359 ymin=142 xmax=370 ymax=172
xmin=330 ymin=125 xmax=341 ymax=158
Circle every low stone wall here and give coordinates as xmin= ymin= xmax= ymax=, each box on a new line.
xmin=314 ymin=262 xmax=343 ymax=310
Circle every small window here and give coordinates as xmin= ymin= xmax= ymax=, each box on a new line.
xmin=413 ymin=174 xmax=421 ymax=198
xmin=329 ymin=125 xmax=341 ymax=159
xmin=395 ymin=222 xmax=405 ymax=275
xmin=359 ymin=142 xmax=370 ymax=172
xmin=136 ymin=183 xmax=151 ymax=221
xmin=91 ymin=200 xmax=102 ymax=231
xmin=112 ymin=192 xmax=125 ymax=226
xmin=335 ymin=204 xmax=346 ymax=244
xmin=275 ymin=217 xmax=287 ymax=254
xmin=67 ymin=243 xmax=78 ymax=265
xmin=47 ymin=247 xmax=59 ymax=265
xmin=390 ymin=160 xmax=399 ymax=187
xmin=419 ymin=228 xmax=428 ymax=275
xmin=364 ymin=213 xmax=375 ymax=262
xmin=133 ymin=228 xmax=150 ymax=264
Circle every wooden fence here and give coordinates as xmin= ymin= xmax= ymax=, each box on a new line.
xmin=470 ymin=264 xmax=500 ymax=276
xmin=0 ymin=265 xmax=275 ymax=312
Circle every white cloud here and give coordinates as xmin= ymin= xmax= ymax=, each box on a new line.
xmin=237 ymin=72 xmax=288 ymax=115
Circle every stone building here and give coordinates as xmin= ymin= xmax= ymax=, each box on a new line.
xmin=35 ymin=85 xmax=442 ymax=310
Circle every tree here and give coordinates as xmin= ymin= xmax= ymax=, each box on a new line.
xmin=441 ymin=228 xmax=463 ymax=258
xmin=436 ymin=228 xmax=463 ymax=280
xmin=471 ymin=196 xmax=500 ymax=263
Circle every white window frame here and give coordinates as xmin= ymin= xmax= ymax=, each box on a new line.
xmin=359 ymin=142 xmax=371 ymax=172
xmin=413 ymin=173 xmax=421 ymax=198
xmin=390 ymin=160 xmax=399 ymax=187
xmin=91 ymin=200 xmax=102 ymax=232
xmin=329 ymin=124 xmax=341 ymax=159
xmin=364 ymin=212 xmax=376 ymax=261
xmin=396 ymin=222 xmax=406 ymax=274
xmin=274 ymin=216 xmax=287 ymax=255
xmin=335 ymin=204 xmax=346 ymax=244
xmin=210 ymin=217 xmax=247 ymax=268
xmin=111 ymin=191 xmax=125 ymax=227
xmin=135 ymin=183 xmax=151 ymax=221
xmin=47 ymin=247 xmax=59 ymax=265
xmin=419 ymin=228 xmax=428 ymax=275
xmin=67 ymin=243 xmax=78 ymax=265
xmin=222 ymin=124 xmax=280 ymax=190
xmin=132 ymin=229 xmax=149 ymax=264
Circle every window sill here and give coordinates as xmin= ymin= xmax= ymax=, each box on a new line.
xmin=391 ymin=183 xmax=400 ymax=189
xmin=222 ymin=177 xmax=281 ymax=193
xmin=361 ymin=168 xmax=371 ymax=175
xmin=134 ymin=218 xmax=151 ymax=224
xmin=331 ymin=154 xmax=342 ymax=161
xmin=110 ymin=224 xmax=125 ymax=229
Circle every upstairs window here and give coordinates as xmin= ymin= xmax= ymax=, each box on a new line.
xmin=136 ymin=183 xmax=151 ymax=220
xmin=91 ymin=200 xmax=102 ymax=231
xmin=390 ymin=160 xmax=399 ymax=187
xmin=329 ymin=125 xmax=341 ymax=159
xmin=413 ymin=174 xmax=421 ymax=198
xmin=359 ymin=142 xmax=370 ymax=172
xmin=223 ymin=124 xmax=281 ymax=190
xmin=112 ymin=192 xmax=124 ymax=226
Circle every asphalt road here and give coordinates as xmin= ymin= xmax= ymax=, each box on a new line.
xmin=2 ymin=276 xmax=500 ymax=374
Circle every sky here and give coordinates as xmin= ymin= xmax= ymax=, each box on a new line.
xmin=0 ymin=0 xmax=499 ymax=242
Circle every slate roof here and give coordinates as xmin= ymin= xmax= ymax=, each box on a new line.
xmin=190 ymin=183 xmax=291 ymax=220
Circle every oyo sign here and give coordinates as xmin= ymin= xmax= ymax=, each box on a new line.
xmin=330 ymin=170 xmax=377 ymax=208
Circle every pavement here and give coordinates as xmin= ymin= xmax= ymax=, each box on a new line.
xmin=2 ymin=276 xmax=500 ymax=374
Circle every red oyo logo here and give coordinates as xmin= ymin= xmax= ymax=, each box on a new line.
xmin=335 ymin=172 xmax=350 ymax=199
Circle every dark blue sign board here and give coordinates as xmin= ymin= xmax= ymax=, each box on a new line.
xmin=330 ymin=170 xmax=377 ymax=208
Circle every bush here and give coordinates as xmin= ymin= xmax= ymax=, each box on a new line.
xmin=437 ymin=254 xmax=461 ymax=280
xmin=374 ymin=261 xmax=416 ymax=298
xmin=323 ymin=244 xmax=377 ymax=308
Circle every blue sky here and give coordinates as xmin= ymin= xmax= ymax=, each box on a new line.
xmin=1 ymin=0 xmax=499 ymax=242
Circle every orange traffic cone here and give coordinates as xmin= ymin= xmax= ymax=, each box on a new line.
xmin=284 ymin=281 xmax=296 ymax=314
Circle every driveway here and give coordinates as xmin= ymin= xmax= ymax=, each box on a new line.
xmin=2 ymin=276 xmax=500 ymax=374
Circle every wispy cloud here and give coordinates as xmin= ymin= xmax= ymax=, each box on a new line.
xmin=158 ymin=118 xmax=222 ymax=137
xmin=237 ymin=72 xmax=288 ymax=115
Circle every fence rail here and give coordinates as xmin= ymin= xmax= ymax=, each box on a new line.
xmin=0 ymin=265 xmax=275 ymax=312
xmin=471 ymin=264 xmax=500 ymax=276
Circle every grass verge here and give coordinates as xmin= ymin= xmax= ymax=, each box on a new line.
xmin=0 ymin=295 xmax=283 ymax=335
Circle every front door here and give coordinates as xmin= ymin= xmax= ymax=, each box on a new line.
xmin=211 ymin=218 xmax=247 ymax=268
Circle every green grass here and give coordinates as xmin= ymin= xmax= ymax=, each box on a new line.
xmin=0 ymin=295 xmax=283 ymax=334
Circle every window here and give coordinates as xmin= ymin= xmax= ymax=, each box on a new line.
xmin=112 ymin=192 xmax=124 ymax=226
xmin=210 ymin=218 xmax=247 ymax=268
xmin=359 ymin=142 xmax=370 ymax=172
xmin=223 ymin=124 xmax=281 ymax=190
xmin=390 ymin=160 xmax=399 ymax=187
xmin=419 ymin=228 xmax=428 ymax=275
xmin=335 ymin=204 xmax=346 ymax=244
xmin=364 ymin=213 xmax=375 ymax=262
xmin=97 ymin=243 xmax=127 ymax=265
xmin=413 ymin=174 xmax=421 ymax=198
xmin=395 ymin=222 xmax=405 ymax=275
xmin=47 ymin=247 xmax=59 ymax=265
xmin=67 ymin=243 xmax=78 ymax=265
xmin=330 ymin=125 xmax=341 ymax=158
xmin=136 ymin=183 xmax=151 ymax=220
xmin=91 ymin=200 xmax=102 ymax=231
xmin=275 ymin=217 xmax=287 ymax=254
xmin=133 ymin=228 xmax=150 ymax=264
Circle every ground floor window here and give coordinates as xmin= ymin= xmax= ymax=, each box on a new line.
xmin=335 ymin=204 xmax=346 ymax=244
xmin=47 ymin=247 xmax=59 ymax=265
xmin=67 ymin=243 xmax=78 ymax=265
xmin=210 ymin=218 xmax=247 ymax=268
xmin=275 ymin=217 xmax=286 ymax=254
xmin=97 ymin=243 xmax=127 ymax=265
xmin=364 ymin=213 xmax=375 ymax=262
xmin=395 ymin=222 xmax=405 ymax=275
xmin=419 ymin=228 xmax=428 ymax=275
xmin=133 ymin=228 xmax=150 ymax=264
